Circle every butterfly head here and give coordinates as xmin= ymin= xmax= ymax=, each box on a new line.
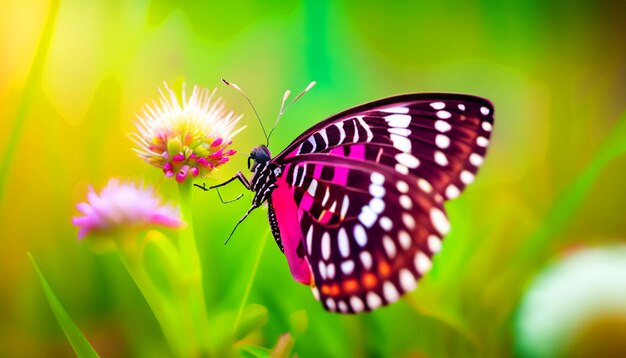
xmin=248 ymin=145 xmax=272 ymax=172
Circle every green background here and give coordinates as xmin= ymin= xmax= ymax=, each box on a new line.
xmin=1 ymin=0 xmax=625 ymax=356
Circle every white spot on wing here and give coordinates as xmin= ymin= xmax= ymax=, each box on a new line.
xmin=350 ymin=296 xmax=365 ymax=313
xmin=307 ymin=136 xmax=317 ymax=152
xmin=458 ymin=104 xmax=466 ymax=111
xmin=380 ymin=216 xmax=393 ymax=231
xmin=354 ymin=224 xmax=368 ymax=247
xmin=434 ymin=151 xmax=449 ymax=166
xmin=399 ymin=269 xmax=416 ymax=292
xmin=311 ymin=286 xmax=320 ymax=300
xmin=389 ymin=127 xmax=411 ymax=136
xmin=482 ymin=121 xmax=492 ymax=132
xmin=430 ymin=101 xmax=445 ymax=110
xmin=430 ymin=208 xmax=450 ymax=235
xmin=338 ymin=228 xmax=350 ymax=258
xmin=402 ymin=213 xmax=416 ymax=230
xmin=335 ymin=121 xmax=346 ymax=144
xmin=297 ymin=165 xmax=307 ymax=187
xmin=414 ymin=252 xmax=432 ymax=274
xmin=327 ymin=263 xmax=336 ymax=279
xmin=383 ymin=281 xmax=400 ymax=303
xmin=319 ymin=261 xmax=327 ymax=280
xmin=357 ymin=116 xmax=373 ymax=142
xmin=435 ymin=134 xmax=450 ymax=149
xmin=383 ymin=236 xmax=396 ymax=259
xmin=469 ymin=153 xmax=484 ymax=166
xmin=445 ymin=184 xmax=460 ymax=199
xmin=435 ymin=120 xmax=452 ymax=132
xmin=398 ymin=230 xmax=412 ymax=250
xmin=369 ymin=184 xmax=386 ymax=198
xmin=359 ymin=206 xmax=377 ymax=228
xmin=371 ymin=172 xmax=385 ymax=185
xmin=399 ymin=194 xmax=412 ymax=210
xmin=322 ymin=187 xmax=330 ymax=206
xmin=396 ymin=153 xmax=420 ymax=169
xmin=381 ymin=106 xmax=409 ymax=114
xmin=321 ymin=232 xmax=331 ymax=260
xmin=390 ymin=134 xmax=412 ymax=153
xmin=352 ymin=119 xmax=360 ymax=142
xmin=385 ymin=114 xmax=411 ymax=128
xmin=340 ymin=195 xmax=350 ymax=219
xmin=396 ymin=180 xmax=409 ymax=193
xmin=360 ymin=251 xmax=372 ymax=270
xmin=480 ymin=106 xmax=490 ymax=115
xmin=341 ymin=260 xmax=355 ymax=275
xmin=319 ymin=128 xmax=328 ymax=147
xmin=436 ymin=110 xmax=451 ymax=119
xmin=328 ymin=200 xmax=337 ymax=213
xmin=307 ymin=179 xmax=318 ymax=197
xmin=366 ymin=292 xmax=383 ymax=310
xmin=476 ymin=136 xmax=489 ymax=147
xmin=428 ymin=235 xmax=442 ymax=253
xmin=306 ymin=226 xmax=313 ymax=254
xmin=338 ymin=300 xmax=348 ymax=313
xmin=325 ymin=298 xmax=336 ymax=311
xmin=395 ymin=164 xmax=409 ymax=175
xmin=460 ymin=170 xmax=475 ymax=184
xmin=369 ymin=197 xmax=385 ymax=214
xmin=418 ymin=178 xmax=432 ymax=193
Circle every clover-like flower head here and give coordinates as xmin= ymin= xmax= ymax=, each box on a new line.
xmin=131 ymin=83 xmax=244 ymax=183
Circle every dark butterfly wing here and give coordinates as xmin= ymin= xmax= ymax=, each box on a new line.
xmin=267 ymin=93 xmax=494 ymax=313
xmin=271 ymin=155 xmax=449 ymax=313
xmin=274 ymin=93 xmax=494 ymax=200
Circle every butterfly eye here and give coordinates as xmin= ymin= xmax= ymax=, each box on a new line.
xmin=247 ymin=156 xmax=253 ymax=170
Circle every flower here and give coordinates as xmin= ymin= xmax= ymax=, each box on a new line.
xmin=131 ymin=83 xmax=244 ymax=183
xmin=515 ymin=245 xmax=626 ymax=357
xmin=72 ymin=179 xmax=184 ymax=239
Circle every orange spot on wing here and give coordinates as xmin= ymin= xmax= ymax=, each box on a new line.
xmin=321 ymin=285 xmax=331 ymax=295
xmin=362 ymin=273 xmax=378 ymax=289
xmin=343 ymin=279 xmax=359 ymax=294
xmin=378 ymin=261 xmax=391 ymax=277
xmin=321 ymin=283 xmax=341 ymax=297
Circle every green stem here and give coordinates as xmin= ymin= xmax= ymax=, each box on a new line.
xmin=115 ymin=237 xmax=185 ymax=357
xmin=232 ymin=231 xmax=268 ymax=338
xmin=177 ymin=181 xmax=211 ymax=356
xmin=0 ymin=0 xmax=59 ymax=201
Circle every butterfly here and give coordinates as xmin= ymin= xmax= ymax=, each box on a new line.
xmin=201 ymin=83 xmax=494 ymax=314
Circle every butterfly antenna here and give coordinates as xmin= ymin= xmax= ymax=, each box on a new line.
xmin=222 ymin=78 xmax=269 ymax=146
xmin=224 ymin=205 xmax=258 ymax=245
xmin=266 ymin=81 xmax=316 ymax=147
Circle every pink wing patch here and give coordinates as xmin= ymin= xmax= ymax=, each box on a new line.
xmin=271 ymin=172 xmax=313 ymax=285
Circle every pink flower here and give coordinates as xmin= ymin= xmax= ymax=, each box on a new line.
xmin=130 ymin=83 xmax=244 ymax=183
xmin=72 ymin=179 xmax=183 ymax=239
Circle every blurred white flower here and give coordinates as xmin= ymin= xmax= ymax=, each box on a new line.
xmin=516 ymin=245 xmax=626 ymax=357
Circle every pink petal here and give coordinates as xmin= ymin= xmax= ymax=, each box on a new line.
xmin=211 ymin=138 xmax=223 ymax=147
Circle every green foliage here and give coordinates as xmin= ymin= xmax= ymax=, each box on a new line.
xmin=29 ymin=253 xmax=100 ymax=358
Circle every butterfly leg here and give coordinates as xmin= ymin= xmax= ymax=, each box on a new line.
xmin=209 ymin=171 xmax=252 ymax=190
xmin=196 ymin=171 xmax=251 ymax=204
xmin=193 ymin=183 xmax=208 ymax=191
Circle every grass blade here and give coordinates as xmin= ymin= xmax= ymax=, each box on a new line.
xmin=28 ymin=253 xmax=100 ymax=358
